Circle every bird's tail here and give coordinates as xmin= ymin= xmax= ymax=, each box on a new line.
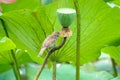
xmin=37 ymin=47 xmax=46 ymax=57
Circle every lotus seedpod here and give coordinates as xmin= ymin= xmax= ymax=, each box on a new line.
xmin=57 ymin=8 xmax=76 ymax=27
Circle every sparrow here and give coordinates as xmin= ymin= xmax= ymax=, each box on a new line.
xmin=38 ymin=31 xmax=60 ymax=57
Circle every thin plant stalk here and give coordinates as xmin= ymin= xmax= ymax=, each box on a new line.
xmin=34 ymin=52 xmax=51 ymax=80
xmin=73 ymin=0 xmax=81 ymax=80
xmin=111 ymin=58 xmax=118 ymax=77
xmin=52 ymin=61 xmax=56 ymax=80
xmin=0 ymin=19 xmax=21 ymax=80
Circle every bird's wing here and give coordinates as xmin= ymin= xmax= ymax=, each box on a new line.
xmin=42 ymin=36 xmax=56 ymax=48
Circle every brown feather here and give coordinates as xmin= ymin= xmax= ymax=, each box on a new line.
xmin=38 ymin=31 xmax=60 ymax=57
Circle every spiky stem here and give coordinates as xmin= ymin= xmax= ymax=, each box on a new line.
xmin=0 ymin=19 xmax=21 ymax=80
xmin=73 ymin=0 xmax=81 ymax=80
xmin=111 ymin=58 xmax=118 ymax=77
xmin=52 ymin=61 xmax=56 ymax=80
